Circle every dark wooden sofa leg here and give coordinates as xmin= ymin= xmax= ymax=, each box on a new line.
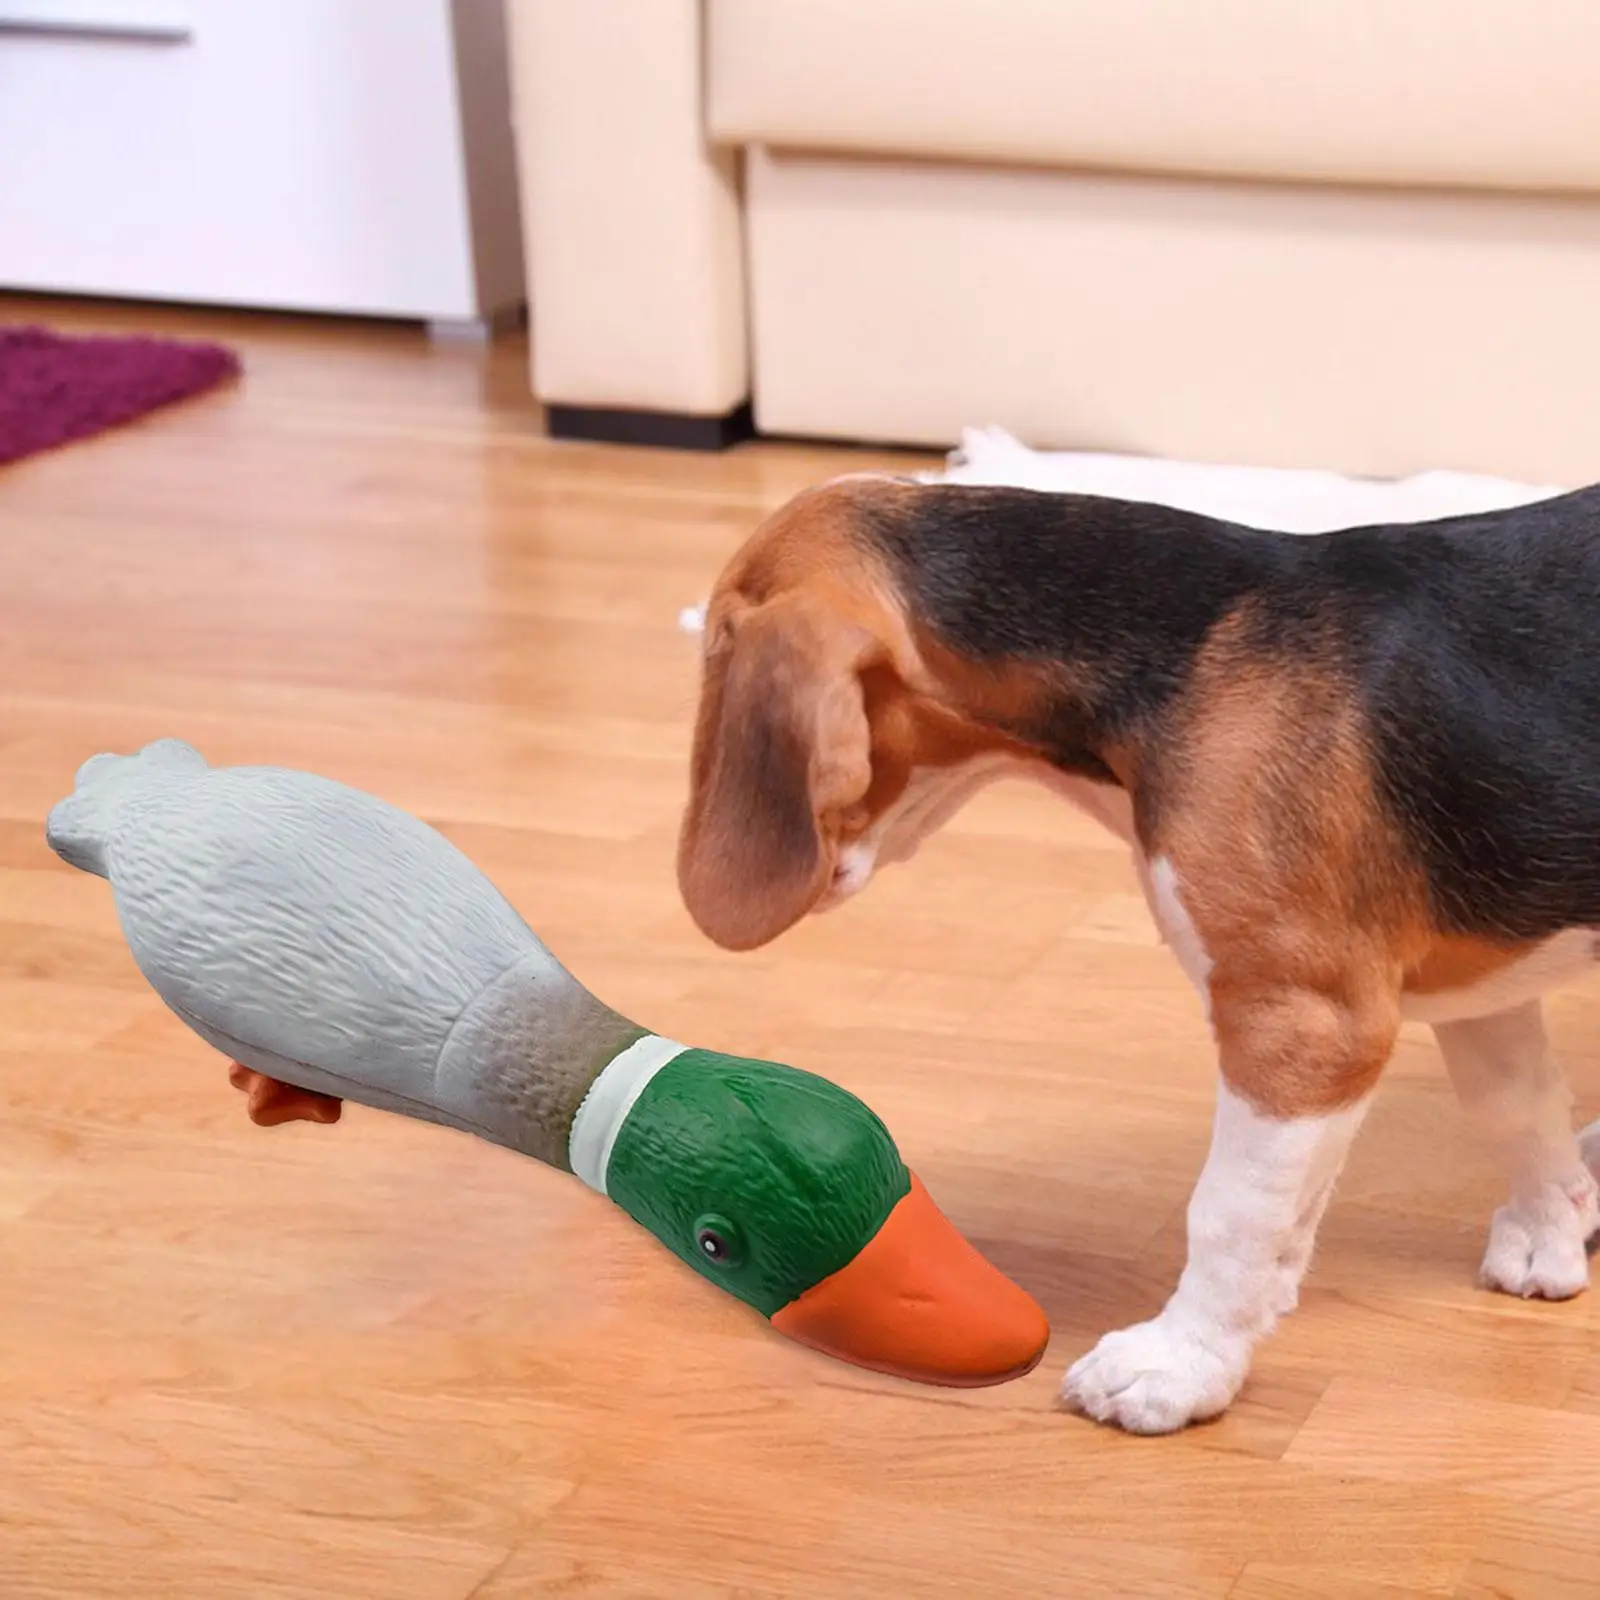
xmin=545 ymin=401 xmax=755 ymax=452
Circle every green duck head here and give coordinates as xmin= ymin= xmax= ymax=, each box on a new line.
xmin=572 ymin=1043 xmax=1049 ymax=1386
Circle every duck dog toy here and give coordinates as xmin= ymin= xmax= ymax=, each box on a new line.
xmin=46 ymin=739 xmax=1048 ymax=1386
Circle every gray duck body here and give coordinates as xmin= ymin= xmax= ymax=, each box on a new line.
xmin=45 ymin=739 xmax=640 ymax=1166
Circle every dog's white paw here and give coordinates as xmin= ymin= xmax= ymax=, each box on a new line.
xmin=1480 ymin=1173 xmax=1598 ymax=1300
xmin=1062 ymin=1316 xmax=1245 ymax=1435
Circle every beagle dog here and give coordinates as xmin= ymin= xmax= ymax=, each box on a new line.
xmin=677 ymin=472 xmax=1600 ymax=1434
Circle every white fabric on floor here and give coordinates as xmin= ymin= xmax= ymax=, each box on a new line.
xmin=924 ymin=425 xmax=1561 ymax=532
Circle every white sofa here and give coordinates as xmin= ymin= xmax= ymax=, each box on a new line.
xmin=508 ymin=0 xmax=1600 ymax=482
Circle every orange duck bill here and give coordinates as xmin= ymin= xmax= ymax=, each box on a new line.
xmin=769 ymin=1173 xmax=1050 ymax=1387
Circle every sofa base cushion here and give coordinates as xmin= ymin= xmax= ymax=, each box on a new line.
xmin=744 ymin=148 xmax=1600 ymax=484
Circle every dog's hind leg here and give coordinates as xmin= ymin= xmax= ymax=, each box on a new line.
xmin=1579 ymin=1119 xmax=1600 ymax=1255
xmin=1436 ymin=999 xmax=1598 ymax=1299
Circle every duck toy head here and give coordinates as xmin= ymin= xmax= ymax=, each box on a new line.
xmin=46 ymin=739 xmax=1048 ymax=1387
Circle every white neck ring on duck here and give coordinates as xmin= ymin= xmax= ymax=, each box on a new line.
xmin=567 ymin=1034 xmax=687 ymax=1194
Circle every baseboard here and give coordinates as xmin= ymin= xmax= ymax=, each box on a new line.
xmin=545 ymin=401 xmax=755 ymax=452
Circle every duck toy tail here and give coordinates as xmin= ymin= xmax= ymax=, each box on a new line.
xmin=46 ymin=737 xmax=208 ymax=877
xmin=46 ymin=739 xmax=1050 ymax=1389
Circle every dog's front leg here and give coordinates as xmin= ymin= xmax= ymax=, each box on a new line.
xmin=1063 ymin=981 xmax=1395 ymax=1434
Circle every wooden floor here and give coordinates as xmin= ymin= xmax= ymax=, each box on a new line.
xmin=3 ymin=299 xmax=1600 ymax=1600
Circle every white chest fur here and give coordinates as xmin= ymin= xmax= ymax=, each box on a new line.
xmin=1140 ymin=854 xmax=1215 ymax=1020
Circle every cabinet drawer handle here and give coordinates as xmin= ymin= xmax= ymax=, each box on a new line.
xmin=0 ymin=1 xmax=190 ymax=43
xmin=0 ymin=21 xmax=191 ymax=40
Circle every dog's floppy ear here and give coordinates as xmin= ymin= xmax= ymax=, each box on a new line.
xmin=679 ymin=597 xmax=873 ymax=950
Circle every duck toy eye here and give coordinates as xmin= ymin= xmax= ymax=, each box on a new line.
xmin=693 ymin=1215 xmax=743 ymax=1268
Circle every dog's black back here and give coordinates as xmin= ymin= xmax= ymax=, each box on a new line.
xmin=873 ymin=482 xmax=1600 ymax=942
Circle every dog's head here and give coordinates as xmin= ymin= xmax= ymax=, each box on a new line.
xmin=678 ymin=475 xmax=1050 ymax=951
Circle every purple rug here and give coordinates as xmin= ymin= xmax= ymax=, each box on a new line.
xmin=0 ymin=324 xmax=240 ymax=466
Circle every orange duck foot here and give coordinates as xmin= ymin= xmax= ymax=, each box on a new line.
xmin=228 ymin=1062 xmax=343 ymax=1127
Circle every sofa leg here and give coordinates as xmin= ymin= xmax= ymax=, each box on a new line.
xmin=545 ymin=401 xmax=755 ymax=452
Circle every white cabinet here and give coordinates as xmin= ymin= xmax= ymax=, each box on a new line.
xmin=0 ymin=0 xmax=524 ymax=324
